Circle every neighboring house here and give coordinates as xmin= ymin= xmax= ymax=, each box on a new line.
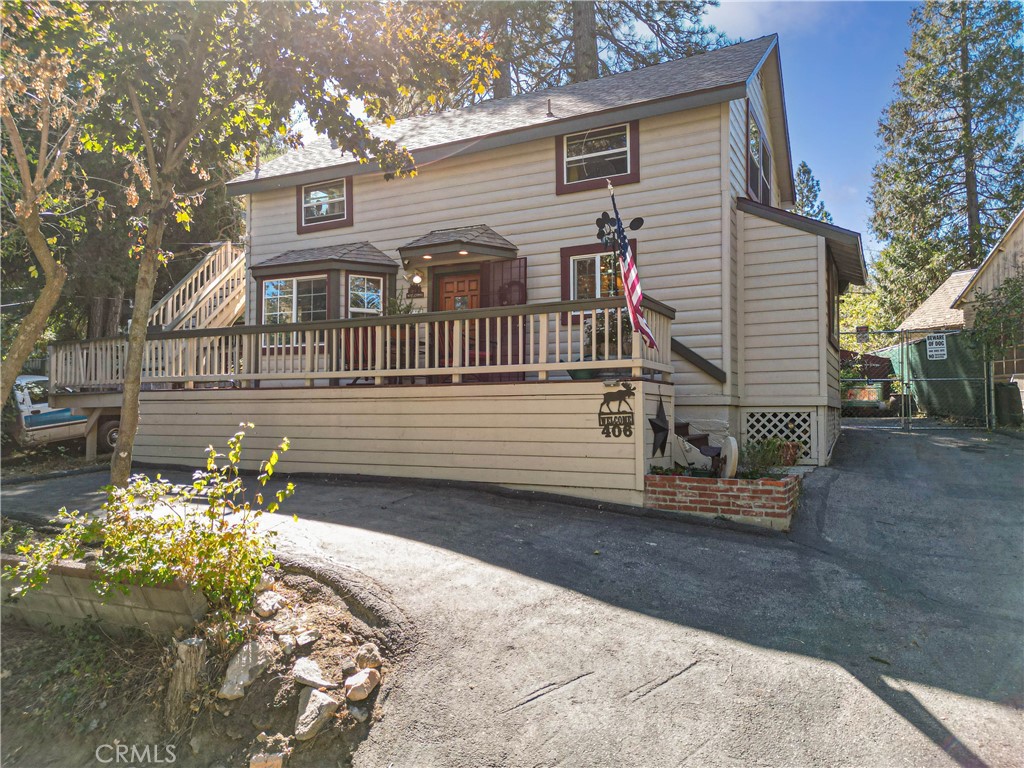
xmin=50 ymin=35 xmax=865 ymax=503
xmin=897 ymin=269 xmax=977 ymax=333
xmin=952 ymin=206 xmax=1024 ymax=387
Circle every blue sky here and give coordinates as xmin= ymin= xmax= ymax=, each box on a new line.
xmin=706 ymin=0 xmax=917 ymax=259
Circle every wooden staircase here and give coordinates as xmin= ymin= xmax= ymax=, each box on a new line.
xmin=148 ymin=242 xmax=245 ymax=331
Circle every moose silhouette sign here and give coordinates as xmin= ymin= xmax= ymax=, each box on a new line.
xmin=598 ymin=382 xmax=635 ymax=438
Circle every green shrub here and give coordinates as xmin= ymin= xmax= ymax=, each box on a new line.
xmin=736 ymin=438 xmax=787 ymax=480
xmin=3 ymin=423 xmax=294 ymax=620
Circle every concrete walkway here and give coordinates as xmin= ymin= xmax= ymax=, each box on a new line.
xmin=2 ymin=428 xmax=1022 ymax=767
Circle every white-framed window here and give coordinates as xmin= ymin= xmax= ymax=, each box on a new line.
xmin=301 ymin=180 xmax=347 ymax=227
xmin=564 ymin=124 xmax=630 ymax=184
xmin=570 ymin=252 xmax=622 ymax=300
xmin=262 ymin=276 xmax=328 ymax=325
xmin=747 ymin=108 xmax=772 ymax=205
xmin=348 ymin=275 xmax=383 ymax=316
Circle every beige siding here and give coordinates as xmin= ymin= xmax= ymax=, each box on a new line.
xmin=746 ymin=73 xmax=781 ymax=208
xmin=827 ymin=342 xmax=840 ymax=407
xmin=249 ymin=107 xmax=729 ymax=402
xmin=742 ymin=214 xmax=823 ymax=403
xmin=961 ymin=212 xmax=1024 ymax=327
xmin=132 ymin=381 xmax=674 ymax=506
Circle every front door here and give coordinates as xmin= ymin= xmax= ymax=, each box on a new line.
xmin=437 ymin=272 xmax=480 ymax=312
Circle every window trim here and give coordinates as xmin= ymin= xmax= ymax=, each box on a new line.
xmin=555 ymin=120 xmax=640 ymax=195
xmin=559 ymin=239 xmax=637 ymax=324
xmin=257 ymin=272 xmax=331 ymax=351
xmin=827 ymin=254 xmax=840 ymax=349
xmin=345 ymin=273 xmax=385 ymax=318
xmin=745 ymin=101 xmax=772 ymax=206
xmin=296 ymin=177 xmax=354 ymax=234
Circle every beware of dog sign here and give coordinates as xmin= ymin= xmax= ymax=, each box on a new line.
xmin=926 ymin=334 xmax=947 ymax=361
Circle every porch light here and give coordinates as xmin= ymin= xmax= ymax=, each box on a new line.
xmin=422 ymin=254 xmax=432 ymax=260
xmin=411 ymin=272 xmax=423 ymax=285
xmin=458 ymin=250 xmax=469 ymax=255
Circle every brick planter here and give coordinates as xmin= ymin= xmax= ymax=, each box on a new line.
xmin=644 ymin=473 xmax=800 ymax=531
xmin=1 ymin=554 xmax=208 ymax=637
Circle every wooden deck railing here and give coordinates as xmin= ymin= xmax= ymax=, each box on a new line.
xmin=50 ymin=296 xmax=675 ymax=391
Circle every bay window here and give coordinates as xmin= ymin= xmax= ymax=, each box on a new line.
xmin=348 ymin=275 xmax=383 ymax=317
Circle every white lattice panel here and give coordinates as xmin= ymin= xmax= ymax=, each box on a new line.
xmin=744 ymin=410 xmax=813 ymax=460
xmin=826 ymin=407 xmax=840 ymax=455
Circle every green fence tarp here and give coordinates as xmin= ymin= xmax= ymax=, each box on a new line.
xmin=877 ymin=333 xmax=987 ymax=423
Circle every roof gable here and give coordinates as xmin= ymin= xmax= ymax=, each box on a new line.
xmin=952 ymin=206 xmax=1024 ymax=308
xmin=229 ymin=35 xmax=781 ymax=194
xmin=898 ymin=269 xmax=978 ymax=331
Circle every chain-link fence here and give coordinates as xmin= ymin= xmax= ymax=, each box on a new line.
xmin=840 ymin=328 xmax=991 ymax=429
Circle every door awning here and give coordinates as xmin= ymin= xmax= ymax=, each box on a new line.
xmin=398 ymin=224 xmax=518 ymax=267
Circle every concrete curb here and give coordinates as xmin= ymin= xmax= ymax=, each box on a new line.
xmin=1 ymin=465 xmax=107 ymax=487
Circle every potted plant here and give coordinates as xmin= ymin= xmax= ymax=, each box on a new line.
xmin=583 ymin=312 xmax=633 ymax=360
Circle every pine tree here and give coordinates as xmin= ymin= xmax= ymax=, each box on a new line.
xmin=870 ymin=1 xmax=1024 ymax=324
xmin=791 ymin=161 xmax=833 ymax=223
xmin=393 ymin=1 xmax=727 ymax=114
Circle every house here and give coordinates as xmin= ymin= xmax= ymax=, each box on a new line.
xmin=49 ymin=34 xmax=866 ymax=505
xmin=952 ymin=206 xmax=1024 ymax=390
xmin=897 ymin=269 xmax=977 ymax=333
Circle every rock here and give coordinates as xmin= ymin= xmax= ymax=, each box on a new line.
xmin=271 ymin=612 xmax=305 ymax=635
xmin=348 ymin=704 xmax=369 ymax=723
xmin=256 ymin=573 xmax=276 ymax=592
xmin=340 ymin=656 xmax=358 ymax=678
xmin=278 ymin=635 xmax=296 ymax=656
xmin=291 ymin=657 xmax=337 ymax=689
xmin=295 ymin=629 xmax=320 ymax=648
xmin=250 ymin=710 xmax=275 ymax=731
xmin=294 ymin=688 xmax=339 ymax=741
xmin=344 ymin=668 xmax=381 ymax=701
xmin=355 ymin=643 xmax=382 ymax=670
xmin=338 ymin=633 xmax=353 ymax=645
xmin=249 ymin=753 xmax=286 ymax=768
xmin=218 ymin=640 xmax=274 ymax=700
xmin=255 ymin=591 xmax=286 ymax=618
xmin=189 ymin=736 xmax=202 ymax=755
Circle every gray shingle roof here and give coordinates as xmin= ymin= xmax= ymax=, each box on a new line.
xmin=898 ymin=269 xmax=977 ymax=331
xmin=229 ymin=36 xmax=776 ymax=188
xmin=253 ymin=242 xmax=397 ymax=271
xmin=398 ymin=224 xmax=517 ymax=253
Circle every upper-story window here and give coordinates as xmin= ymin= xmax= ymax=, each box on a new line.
xmin=296 ymin=177 xmax=353 ymax=234
xmin=556 ymin=121 xmax=639 ymax=194
xmin=348 ymin=275 xmax=383 ymax=317
xmin=747 ymin=107 xmax=772 ymax=205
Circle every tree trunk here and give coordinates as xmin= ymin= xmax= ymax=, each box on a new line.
xmin=88 ymin=296 xmax=106 ymax=339
xmin=165 ymin=637 xmax=206 ymax=731
xmin=959 ymin=10 xmax=982 ymax=265
xmin=110 ymin=211 xmax=168 ymax=486
xmin=571 ymin=1 xmax=598 ymax=83
xmin=105 ymin=287 xmax=125 ymax=337
xmin=1 ymin=211 xmax=68 ymax=408
xmin=490 ymin=7 xmax=512 ymax=100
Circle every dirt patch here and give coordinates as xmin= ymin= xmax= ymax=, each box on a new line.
xmin=1 ymin=441 xmax=105 ymax=483
xmin=1 ymin=569 xmax=394 ymax=768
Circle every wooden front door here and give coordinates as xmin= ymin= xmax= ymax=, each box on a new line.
xmin=437 ymin=273 xmax=480 ymax=312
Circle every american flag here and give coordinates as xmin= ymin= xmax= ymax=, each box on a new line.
xmin=609 ymin=184 xmax=657 ymax=350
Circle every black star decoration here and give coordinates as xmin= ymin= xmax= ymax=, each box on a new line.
xmin=648 ymin=398 xmax=670 ymax=458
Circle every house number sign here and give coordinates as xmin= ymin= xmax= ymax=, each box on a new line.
xmin=598 ymin=382 xmax=635 ymax=438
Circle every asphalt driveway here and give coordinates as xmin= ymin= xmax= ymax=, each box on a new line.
xmin=2 ymin=427 xmax=1022 ymax=767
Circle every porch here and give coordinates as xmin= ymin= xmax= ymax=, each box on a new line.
xmin=49 ymin=296 xmax=675 ymax=394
